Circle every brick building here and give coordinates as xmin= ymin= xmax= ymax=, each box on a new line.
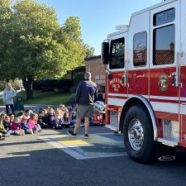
xmin=85 ymin=55 xmax=105 ymax=90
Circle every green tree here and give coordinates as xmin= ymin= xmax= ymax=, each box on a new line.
xmin=0 ymin=0 xmax=14 ymax=80
xmin=57 ymin=16 xmax=85 ymax=73
xmin=84 ymin=43 xmax=95 ymax=58
xmin=0 ymin=0 xmax=86 ymax=99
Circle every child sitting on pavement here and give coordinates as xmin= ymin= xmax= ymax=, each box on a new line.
xmin=3 ymin=115 xmax=10 ymax=131
xmin=62 ymin=113 xmax=70 ymax=127
xmin=9 ymin=113 xmax=15 ymax=124
xmin=54 ymin=108 xmax=63 ymax=129
xmin=38 ymin=109 xmax=49 ymax=128
xmin=0 ymin=114 xmax=10 ymax=136
xmin=10 ymin=117 xmax=25 ymax=136
xmin=19 ymin=112 xmax=33 ymax=134
xmin=27 ymin=113 xmax=42 ymax=133
xmin=48 ymin=107 xmax=56 ymax=128
xmin=24 ymin=110 xmax=32 ymax=120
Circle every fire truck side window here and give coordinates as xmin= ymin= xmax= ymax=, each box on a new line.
xmin=153 ymin=25 xmax=175 ymax=65
xmin=133 ymin=32 xmax=147 ymax=67
xmin=110 ymin=38 xmax=124 ymax=69
xmin=154 ymin=8 xmax=175 ymax=26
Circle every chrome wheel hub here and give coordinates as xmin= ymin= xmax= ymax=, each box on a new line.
xmin=128 ymin=119 xmax=144 ymax=151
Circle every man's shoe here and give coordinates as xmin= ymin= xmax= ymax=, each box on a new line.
xmin=67 ymin=130 xmax=76 ymax=137
xmin=84 ymin=134 xmax=89 ymax=139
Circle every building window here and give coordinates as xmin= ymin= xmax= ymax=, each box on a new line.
xmin=110 ymin=38 xmax=125 ymax=69
xmin=154 ymin=8 xmax=175 ymax=26
xmin=153 ymin=25 xmax=175 ymax=65
xmin=133 ymin=32 xmax=147 ymax=67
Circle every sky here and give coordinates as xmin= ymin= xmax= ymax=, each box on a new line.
xmin=38 ymin=0 xmax=161 ymax=55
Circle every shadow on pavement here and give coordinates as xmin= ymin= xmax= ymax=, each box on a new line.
xmin=0 ymin=139 xmax=46 ymax=147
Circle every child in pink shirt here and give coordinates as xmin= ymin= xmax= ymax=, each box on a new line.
xmin=27 ymin=113 xmax=42 ymax=133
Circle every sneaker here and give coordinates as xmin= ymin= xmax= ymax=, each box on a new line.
xmin=67 ymin=130 xmax=76 ymax=137
xmin=84 ymin=134 xmax=89 ymax=139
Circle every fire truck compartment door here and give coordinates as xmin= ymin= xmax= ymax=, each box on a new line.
xmin=149 ymin=2 xmax=180 ymax=123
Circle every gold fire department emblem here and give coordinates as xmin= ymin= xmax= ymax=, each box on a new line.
xmin=158 ymin=74 xmax=169 ymax=92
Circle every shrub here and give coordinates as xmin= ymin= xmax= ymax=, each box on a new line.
xmin=70 ymin=73 xmax=84 ymax=93
xmin=33 ymin=79 xmax=73 ymax=92
xmin=66 ymin=93 xmax=76 ymax=106
xmin=73 ymin=74 xmax=84 ymax=86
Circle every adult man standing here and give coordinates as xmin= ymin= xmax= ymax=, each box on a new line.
xmin=68 ymin=72 xmax=97 ymax=138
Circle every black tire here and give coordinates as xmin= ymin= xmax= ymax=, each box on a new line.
xmin=123 ymin=105 xmax=157 ymax=163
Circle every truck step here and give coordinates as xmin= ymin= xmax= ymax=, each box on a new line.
xmin=157 ymin=137 xmax=178 ymax=147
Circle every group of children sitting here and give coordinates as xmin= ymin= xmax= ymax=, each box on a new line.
xmin=0 ymin=104 xmax=76 ymax=141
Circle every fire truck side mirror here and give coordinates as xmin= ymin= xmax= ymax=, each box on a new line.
xmin=101 ymin=42 xmax=109 ymax=65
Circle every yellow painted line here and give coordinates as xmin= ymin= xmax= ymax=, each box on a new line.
xmin=54 ymin=135 xmax=117 ymax=145
xmin=59 ymin=139 xmax=91 ymax=147
xmin=39 ymin=133 xmax=127 ymax=160
xmin=84 ymin=136 xmax=114 ymax=144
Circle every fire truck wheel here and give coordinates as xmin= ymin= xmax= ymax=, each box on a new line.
xmin=123 ymin=105 xmax=157 ymax=163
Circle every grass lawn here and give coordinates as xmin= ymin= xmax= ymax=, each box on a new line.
xmin=0 ymin=91 xmax=72 ymax=105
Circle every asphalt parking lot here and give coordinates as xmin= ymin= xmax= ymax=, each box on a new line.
xmin=1 ymin=126 xmax=186 ymax=186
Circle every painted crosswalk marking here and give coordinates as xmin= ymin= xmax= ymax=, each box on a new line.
xmin=39 ymin=133 xmax=127 ymax=160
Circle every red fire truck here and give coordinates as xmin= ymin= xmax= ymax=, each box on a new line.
xmin=101 ymin=0 xmax=186 ymax=163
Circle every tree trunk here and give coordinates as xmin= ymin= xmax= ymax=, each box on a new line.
xmin=23 ymin=75 xmax=33 ymax=100
xmin=71 ymin=70 xmax=74 ymax=85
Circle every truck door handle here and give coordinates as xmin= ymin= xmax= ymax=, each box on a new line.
xmin=171 ymin=72 xmax=178 ymax=87
xmin=122 ymin=75 xmax=127 ymax=87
